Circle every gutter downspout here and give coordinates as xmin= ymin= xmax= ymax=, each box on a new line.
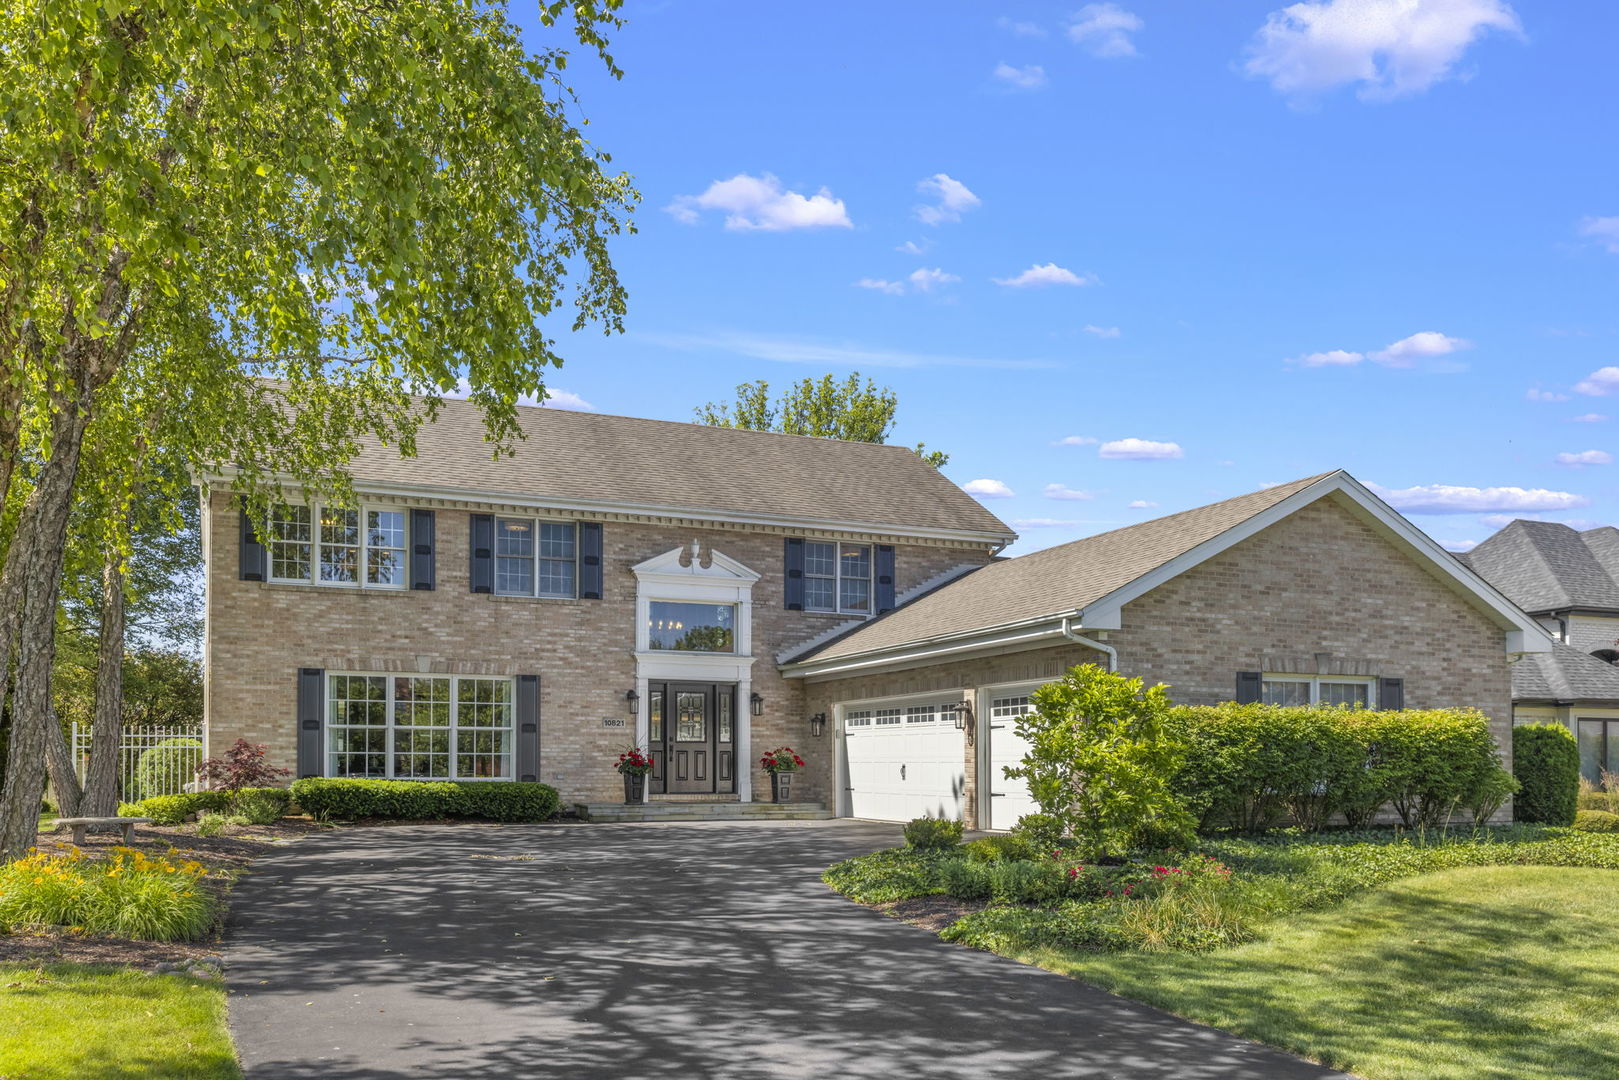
xmin=1061 ymin=616 xmax=1117 ymax=672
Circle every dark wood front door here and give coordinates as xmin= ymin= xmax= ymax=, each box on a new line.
xmin=649 ymin=682 xmax=735 ymax=795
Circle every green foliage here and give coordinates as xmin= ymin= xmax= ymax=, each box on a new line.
xmin=1514 ymin=724 xmax=1580 ymax=826
xmin=902 ymin=816 xmax=963 ymax=851
xmin=1007 ymin=665 xmax=1194 ymax=859
xmin=131 ymin=737 xmax=203 ymax=802
xmin=288 ymin=778 xmax=560 ymax=822
xmin=229 ymin=787 xmax=291 ymax=825
xmin=0 ymin=846 xmax=214 ymax=941
xmin=821 ymin=848 xmax=956 ymax=904
xmin=1574 ymin=810 xmax=1619 ymax=833
xmin=963 ymin=833 xmax=1038 ymax=863
xmin=694 ymin=373 xmax=949 ymax=467
xmin=1578 ymin=776 xmax=1619 ymax=814
xmin=194 ymin=812 xmax=227 ymax=838
xmin=118 ymin=790 xmax=229 ymax=825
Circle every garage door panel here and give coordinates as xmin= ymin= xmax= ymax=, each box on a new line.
xmin=988 ymin=694 xmax=1041 ymax=831
xmin=844 ymin=705 xmax=965 ymax=823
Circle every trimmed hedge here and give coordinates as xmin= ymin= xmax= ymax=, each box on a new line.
xmin=118 ymin=791 xmax=229 ymax=825
xmin=288 ymin=778 xmax=560 ymax=822
xmin=1513 ymin=723 xmax=1580 ymax=826
xmin=902 ymin=816 xmax=963 ymax=850
xmin=1167 ymin=705 xmax=1515 ymax=833
xmin=1574 ymin=809 xmax=1619 ymax=833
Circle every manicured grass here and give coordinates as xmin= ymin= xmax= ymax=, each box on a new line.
xmin=1023 ymin=866 xmax=1619 ymax=1080
xmin=0 ymin=963 xmax=239 ymax=1079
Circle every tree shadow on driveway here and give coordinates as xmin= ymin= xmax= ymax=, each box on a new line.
xmin=226 ymin=820 xmax=1348 ymax=1079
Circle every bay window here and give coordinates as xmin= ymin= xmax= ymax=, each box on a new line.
xmin=326 ymin=673 xmax=513 ymax=780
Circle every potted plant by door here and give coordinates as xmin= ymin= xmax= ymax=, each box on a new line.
xmin=616 ymin=747 xmax=653 ymax=804
xmin=760 ymin=747 xmax=806 ymax=804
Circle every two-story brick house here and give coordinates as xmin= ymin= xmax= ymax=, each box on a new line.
xmin=202 ymin=398 xmax=1013 ymax=810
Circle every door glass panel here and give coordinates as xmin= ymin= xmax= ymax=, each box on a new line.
xmin=718 ymin=691 xmax=732 ymax=744
xmin=650 ymin=691 xmax=664 ymax=742
xmin=676 ymin=691 xmax=706 ymax=741
xmin=1579 ymin=720 xmax=1606 ymax=785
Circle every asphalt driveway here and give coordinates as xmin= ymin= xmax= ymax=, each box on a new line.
xmin=225 ymin=820 xmax=1348 ymax=1079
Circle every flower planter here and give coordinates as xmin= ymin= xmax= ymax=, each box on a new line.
xmin=769 ymin=771 xmax=793 ymax=804
xmin=622 ymin=772 xmax=646 ymax=804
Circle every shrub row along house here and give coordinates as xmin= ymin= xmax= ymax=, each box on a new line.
xmin=204 ymin=397 xmax=1551 ymax=825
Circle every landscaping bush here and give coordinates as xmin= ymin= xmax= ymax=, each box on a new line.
xmin=227 ymin=787 xmax=291 ymax=825
xmin=1579 ymin=775 xmax=1619 ymax=814
xmin=131 ymin=737 xmax=202 ymax=802
xmin=194 ymin=812 xmax=227 ymax=837
xmin=0 ymin=845 xmax=214 ymax=941
xmin=118 ymin=790 xmax=229 ymax=825
xmin=963 ymin=833 xmax=1037 ymax=863
xmin=287 ymin=778 xmax=560 ymax=822
xmin=902 ymin=816 xmax=963 ymax=851
xmin=1574 ymin=810 xmax=1619 ymax=833
xmin=1514 ymin=723 xmax=1580 ymax=826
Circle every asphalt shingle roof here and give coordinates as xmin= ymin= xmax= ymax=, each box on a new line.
xmin=1466 ymin=520 xmax=1619 ymax=613
xmin=339 ymin=396 xmax=1014 ymax=541
xmin=797 ymin=472 xmax=1335 ymax=663
xmin=1512 ymin=641 xmax=1619 ymax=703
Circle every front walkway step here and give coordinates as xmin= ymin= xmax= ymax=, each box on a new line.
xmin=574 ymin=801 xmax=833 ymax=823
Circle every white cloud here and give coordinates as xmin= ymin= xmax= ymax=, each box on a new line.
xmin=1369 ymin=330 xmax=1470 ymax=367
xmin=998 ymin=17 xmax=1047 ymax=37
xmin=915 ymin=174 xmax=981 ymax=226
xmin=666 ymin=173 xmax=851 ymax=231
xmin=1290 ymin=349 xmax=1366 ymax=367
xmin=1128 ymin=500 xmax=1159 ymax=509
xmin=1243 ymin=0 xmax=1522 ymax=103
xmin=1573 ymin=413 xmax=1610 ymax=423
xmin=908 ymin=267 xmax=961 ymax=292
xmin=1068 ymin=3 xmax=1143 ymax=58
xmin=1479 ymin=513 xmax=1532 ymax=529
xmin=1443 ymin=539 xmax=1480 ymax=552
xmin=853 ymin=278 xmax=905 ymax=295
xmin=1053 ymin=435 xmax=1100 ymax=446
xmin=443 ymin=378 xmax=592 ymax=411
xmin=1014 ymin=518 xmax=1091 ymax=529
xmin=1527 ymin=387 xmax=1572 ymax=402
xmin=963 ymin=478 xmax=1015 ymax=499
xmin=896 ymin=239 xmax=929 ymax=255
xmin=994 ymin=262 xmax=1095 ymax=288
xmin=1044 ymin=483 xmax=1096 ymax=501
xmin=1576 ymin=367 xmax=1619 ymax=397
xmin=1099 ymin=437 xmax=1184 ymax=461
xmin=994 ymin=62 xmax=1048 ymax=90
xmin=640 ymin=331 xmax=1054 ymax=371
xmin=1578 ymin=216 xmax=1619 ymax=254
xmin=1556 ymin=450 xmax=1613 ymax=468
xmin=1083 ymin=324 xmax=1122 ymax=339
xmin=1369 ymin=482 xmax=1591 ymax=514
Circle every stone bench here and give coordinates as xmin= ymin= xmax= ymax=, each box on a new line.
xmin=55 ymin=816 xmax=151 ymax=846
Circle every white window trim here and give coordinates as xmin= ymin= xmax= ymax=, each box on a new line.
xmin=324 ymin=671 xmax=517 ymax=782
xmin=1261 ymin=674 xmax=1377 ymax=708
xmin=267 ymin=502 xmax=409 ymax=590
xmin=492 ymin=516 xmax=580 ymax=600
xmin=803 ymin=540 xmax=874 ymax=616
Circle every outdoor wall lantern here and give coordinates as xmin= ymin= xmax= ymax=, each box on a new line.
xmin=750 ymin=691 xmax=765 ymax=717
xmin=949 ymin=700 xmax=973 ymax=730
xmin=808 ymin=712 xmax=827 ymax=738
xmin=625 ymin=688 xmax=639 ymax=715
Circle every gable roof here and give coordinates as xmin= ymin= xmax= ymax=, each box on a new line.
xmin=784 ymin=470 xmax=1550 ymax=674
xmin=1513 ymin=641 xmax=1619 ymax=703
xmin=324 ymin=396 xmax=1015 ymax=544
xmin=1465 ymin=520 xmax=1619 ymax=613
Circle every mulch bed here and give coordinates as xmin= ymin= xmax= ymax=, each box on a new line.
xmin=872 ymin=894 xmax=988 ymax=933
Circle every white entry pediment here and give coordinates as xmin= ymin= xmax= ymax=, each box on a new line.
xmin=632 ymin=542 xmax=762 ymax=587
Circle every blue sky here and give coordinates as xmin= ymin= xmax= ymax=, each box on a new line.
xmin=515 ymin=1 xmax=1619 ymax=555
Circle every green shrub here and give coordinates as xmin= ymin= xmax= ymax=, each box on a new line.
xmin=1010 ymin=813 xmax=1065 ymax=849
xmin=936 ymin=858 xmax=991 ymax=899
xmin=963 ymin=833 xmax=1038 ymax=863
xmin=1514 ymin=724 xmax=1580 ymax=826
xmin=118 ymin=791 xmax=229 ymax=826
xmin=1574 ymin=810 xmax=1619 ymax=833
xmin=287 ymin=778 xmax=560 ymax=822
xmin=902 ymin=816 xmax=963 ymax=850
xmin=822 ymin=848 xmax=953 ymax=904
xmin=0 ymin=846 xmax=214 ymax=942
xmin=228 ymin=788 xmax=290 ymax=826
xmin=131 ymin=738 xmax=203 ymax=802
xmin=194 ymin=812 xmax=227 ymax=837
xmin=1007 ymin=665 xmax=1194 ymax=859
xmin=1578 ymin=776 xmax=1619 ymax=814
xmin=1469 ymin=766 xmax=1520 ymax=826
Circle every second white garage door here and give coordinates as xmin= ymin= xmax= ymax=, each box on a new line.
xmin=844 ymin=700 xmax=965 ymax=822
xmin=985 ymin=691 xmax=1041 ymax=831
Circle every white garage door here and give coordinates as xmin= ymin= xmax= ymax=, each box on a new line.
xmin=844 ymin=702 xmax=965 ymax=822
xmin=987 ymin=693 xmax=1040 ymax=831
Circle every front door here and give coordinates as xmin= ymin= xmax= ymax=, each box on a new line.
xmin=650 ymin=682 xmax=735 ymax=795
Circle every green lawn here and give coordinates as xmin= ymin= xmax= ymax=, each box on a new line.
xmin=1022 ymin=866 xmax=1619 ymax=1080
xmin=0 ymin=963 xmax=239 ymax=1079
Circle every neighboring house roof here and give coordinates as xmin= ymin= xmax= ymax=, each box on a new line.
xmin=1512 ymin=641 xmax=1619 ymax=703
xmin=783 ymin=470 xmax=1551 ymax=676
xmin=1464 ymin=519 xmax=1619 ymax=613
xmin=293 ymin=395 xmax=1016 ymax=544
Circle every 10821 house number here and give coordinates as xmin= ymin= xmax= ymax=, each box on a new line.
xmin=602 ymin=717 xmax=627 ymax=728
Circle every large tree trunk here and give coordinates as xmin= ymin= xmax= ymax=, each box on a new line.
xmin=80 ymin=552 xmax=126 ymax=817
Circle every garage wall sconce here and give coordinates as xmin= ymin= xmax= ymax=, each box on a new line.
xmin=750 ymin=691 xmax=765 ymax=717
xmin=948 ymin=701 xmax=973 ymax=730
xmin=625 ymin=688 xmax=639 ymax=715
xmin=808 ymin=712 xmax=827 ymax=738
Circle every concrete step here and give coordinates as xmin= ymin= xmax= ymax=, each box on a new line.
xmin=574 ymin=801 xmax=833 ymax=823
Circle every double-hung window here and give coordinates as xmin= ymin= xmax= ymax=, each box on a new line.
xmin=327 ymin=673 xmax=513 ymax=780
xmin=803 ymin=541 xmax=872 ymax=614
xmin=267 ymin=504 xmax=406 ymax=588
xmin=495 ymin=518 xmax=577 ymax=598
xmin=1261 ymin=676 xmax=1374 ymax=708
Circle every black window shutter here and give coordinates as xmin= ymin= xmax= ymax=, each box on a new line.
xmin=578 ymin=522 xmax=603 ymax=600
xmin=784 ymin=538 xmax=805 ymax=610
xmin=874 ymin=544 xmax=897 ymax=614
xmin=296 ymin=668 xmax=324 ymax=779
xmin=1379 ymin=677 xmax=1404 ymax=711
xmin=469 ymin=513 xmax=495 ymax=593
xmin=239 ymin=509 xmax=267 ymax=582
xmin=515 ymin=674 xmax=541 ymax=782
xmin=409 ymin=509 xmax=436 ymax=591
xmin=1235 ymin=671 xmax=1263 ymax=704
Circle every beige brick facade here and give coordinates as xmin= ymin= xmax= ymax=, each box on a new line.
xmin=203 ymin=490 xmax=993 ymax=806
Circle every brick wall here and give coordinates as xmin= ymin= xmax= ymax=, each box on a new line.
xmin=204 ymin=490 xmax=992 ymax=805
